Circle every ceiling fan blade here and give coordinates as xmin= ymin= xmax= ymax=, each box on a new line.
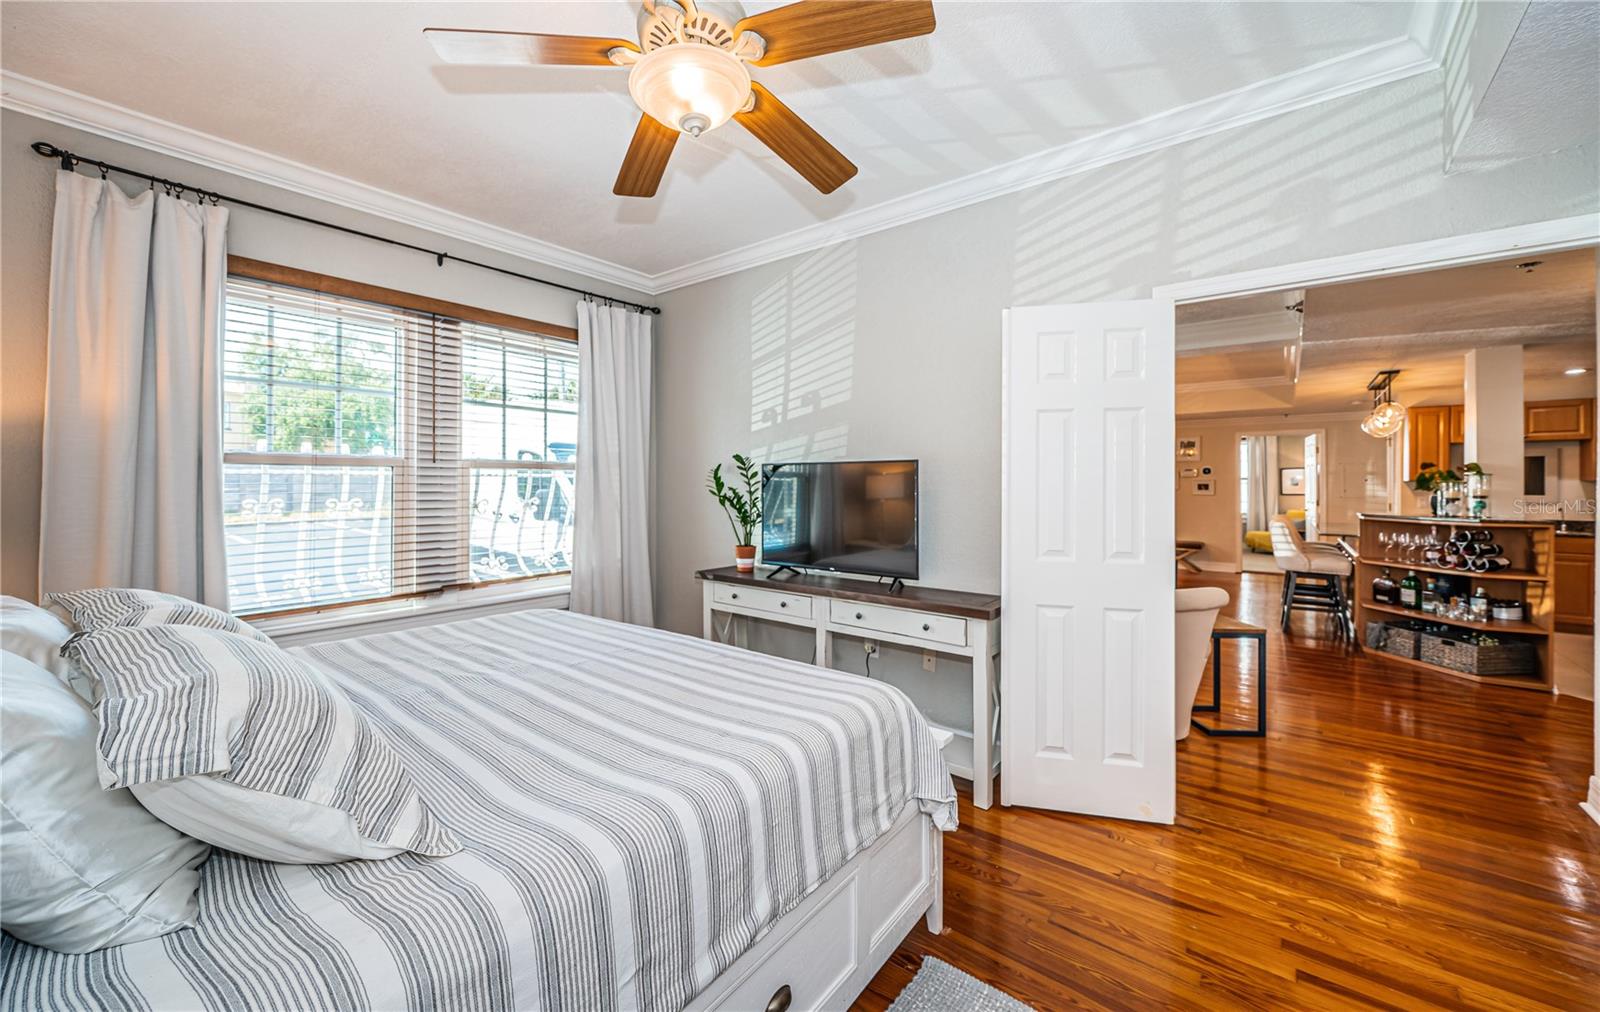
xmin=735 ymin=0 xmax=935 ymax=66
xmin=734 ymin=83 xmax=858 ymax=194
xmin=614 ymin=115 xmax=680 ymax=198
xmin=423 ymin=28 xmax=636 ymax=66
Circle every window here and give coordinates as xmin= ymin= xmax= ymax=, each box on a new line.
xmin=221 ymin=270 xmax=576 ymax=616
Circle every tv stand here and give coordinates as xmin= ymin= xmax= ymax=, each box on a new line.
xmin=696 ymin=566 xmax=1002 ymax=809
xmin=765 ymin=565 xmax=804 ymax=580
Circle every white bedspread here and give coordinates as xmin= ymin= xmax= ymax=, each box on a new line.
xmin=2 ymin=609 xmax=955 ymax=1011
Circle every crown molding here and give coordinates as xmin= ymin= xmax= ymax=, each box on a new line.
xmin=0 ymin=71 xmax=658 ymax=295
xmin=1410 ymin=0 xmax=1467 ymax=67
xmin=645 ymin=32 xmax=1445 ymax=292
xmin=3 ymin=15 xmax=1461 ymax=298
xmin=1178 ymin=311 xmax=1303 ymax=353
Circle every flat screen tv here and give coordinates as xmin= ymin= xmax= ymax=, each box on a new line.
xmin=760 ymin=460 xmax=918 ymax=581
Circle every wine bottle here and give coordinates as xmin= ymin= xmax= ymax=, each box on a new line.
xmin=1399 ymin=570 xmax=1421 ymax=608
xmin=1470 ymin=556 xmax=1512 ymax=572
xmin=1372 ymin=568 xmax=1397 ymax=605
xmin=1462 ymin=542 xmax=1504 ymax=558
xmin=1461 ymin=529 xmax=1494 ymax=543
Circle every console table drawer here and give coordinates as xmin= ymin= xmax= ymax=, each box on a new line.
xmin=711 ymin=583 xmax=813 ymax=619
xmin=828 ymin=600 xmax=967 ymax=647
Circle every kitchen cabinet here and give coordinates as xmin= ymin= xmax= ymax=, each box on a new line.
xmin=1405 ymin=406 xmax=1451 ymax=480
xmin=1525 ymin=399 xmax=1594 ymax=441
xmin=1448 ymin=404 xmax=1465 ymax=444
xmin=1554 ymin=534 xmax=1595 ymax=633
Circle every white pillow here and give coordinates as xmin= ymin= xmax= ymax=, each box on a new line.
xmin=45 ymin=587 xmax=272 ymax=643
xmin=0 ymin=651 xmax=210 ymax=953
xmin=0 ymin=595 xmax=94 ymax=702
xmin=66 ymin=625 xmax=461 ymax=864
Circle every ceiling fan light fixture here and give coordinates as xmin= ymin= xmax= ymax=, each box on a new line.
xmin=628 ymin=44 xmax=750 ymax=137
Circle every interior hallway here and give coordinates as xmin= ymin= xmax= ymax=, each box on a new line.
xmin=858 ymin=571 xmax=1598 ymax=1009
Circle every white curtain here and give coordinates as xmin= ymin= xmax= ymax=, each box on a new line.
xmin=1244 ymin=435 xmax=1279 ymax=533
xmin=39 ymin=171 xmax=229 ymax=607
xmin=571 ymin=301 xmax=654 ymax=625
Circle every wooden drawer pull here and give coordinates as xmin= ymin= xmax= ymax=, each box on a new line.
xmin=766 ymin=984 xmax=792 ymax=1012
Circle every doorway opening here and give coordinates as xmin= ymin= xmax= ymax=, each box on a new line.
xmin=1163 ymin=220 xmax=1597 ymax=828
xmin=1238 ymin=431 xmax=1320 ymax=574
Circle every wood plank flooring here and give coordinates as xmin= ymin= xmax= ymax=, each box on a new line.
xmin=857 ymin=571 xmax=1598 ymax=1010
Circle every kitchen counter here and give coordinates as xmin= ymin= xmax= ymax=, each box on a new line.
xmin=1356 ymin=513 xmax=1558 ymax=527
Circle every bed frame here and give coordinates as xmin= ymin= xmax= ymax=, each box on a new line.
xmin=690 ymin=804 xmax=943 ymax=1012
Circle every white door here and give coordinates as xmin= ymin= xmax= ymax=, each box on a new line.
xmin=1303 ymin=433 xmax=1320 ymax=539
xmin=1001 ymin=301 xmax=1176 ymax=823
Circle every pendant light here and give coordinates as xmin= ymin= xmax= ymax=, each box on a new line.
xmin=1361 ymin=370 xmax=1406 ymax=438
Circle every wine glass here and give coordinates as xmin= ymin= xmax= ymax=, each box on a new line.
xmin=1378 ymin=530 xmax=1393 ymax=563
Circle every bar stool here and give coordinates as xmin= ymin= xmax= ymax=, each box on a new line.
xmin=1270 ymin=517 xmax=1353 ymax=637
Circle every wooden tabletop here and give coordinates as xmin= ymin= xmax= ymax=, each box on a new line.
xmin=1213 ymin=615 xmax=1266 ymax=635
xmin=696 ymin=566 xmax=1001 ymax=620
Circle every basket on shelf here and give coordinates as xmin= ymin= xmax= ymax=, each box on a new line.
xmin=1419 ymin=631 xmax=1538 ymax=677
xmin=1365 ymin=620 xmax=1431 ymax=660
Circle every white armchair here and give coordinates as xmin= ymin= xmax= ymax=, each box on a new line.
xmin=1175 ymin=587 xmax=1230 ymax=740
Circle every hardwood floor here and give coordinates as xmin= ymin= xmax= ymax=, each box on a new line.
xmin=858 ymin=571 xmax=1598 ymax=1010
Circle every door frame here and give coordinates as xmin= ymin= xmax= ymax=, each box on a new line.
xmin=1152 ymin=213 xmax=1600 ymax=825
xmin=1236 ymin=427 xmax=1328 ymax=568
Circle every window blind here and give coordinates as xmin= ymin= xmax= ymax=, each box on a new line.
xmin=222 ymin=276 xmax=576 ymax=616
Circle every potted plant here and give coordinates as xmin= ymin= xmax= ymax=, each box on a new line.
xmin=1410 ymin=462 xmax=1488 ymax=517
xmin=707 ymin=453 xmax=761 ymax=572
xmin=1409 ymin=463 xmax=1456 ymax=515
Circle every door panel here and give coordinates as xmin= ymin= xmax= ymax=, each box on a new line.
xmin=1002 ymin=301 xmax=1175 ymax=823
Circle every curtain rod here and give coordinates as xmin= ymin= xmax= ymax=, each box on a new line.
xmin=30 ymin=141 xmax=660 ymax=315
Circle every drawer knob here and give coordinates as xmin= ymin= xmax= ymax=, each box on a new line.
xmin=855 ymin=612 xmax=864 ymax=620
xmin=922 ymin=623 xmax=931 ymax=632
xmin=779 ymin=601 xmax=787 ymax=608
xmin=731 ymin=593 xmax=738 ymax=600
xmin=766 ymin=984 xmax=792 ymax=1012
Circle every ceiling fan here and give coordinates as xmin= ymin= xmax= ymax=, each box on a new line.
xmin=424 ymin=0 xmax=936 ymax=198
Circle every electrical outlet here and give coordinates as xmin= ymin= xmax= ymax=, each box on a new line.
xmin=922 ymin=650 xmax=936 ymax=672
xmin=864 ymin=640 xmax=878 ymax=657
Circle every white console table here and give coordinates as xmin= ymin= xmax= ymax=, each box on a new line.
xmin=696 ymin=566 xmax=1002 ymax=809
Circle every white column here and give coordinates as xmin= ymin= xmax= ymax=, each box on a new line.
xmin=1462 ymin=346 xmax=1524 ymax=518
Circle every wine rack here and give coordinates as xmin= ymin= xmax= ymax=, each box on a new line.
xmin=1354 ymin=514 xmax=1555 ymax=692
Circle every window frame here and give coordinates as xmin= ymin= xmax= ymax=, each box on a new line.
xmin=222 ymin=257 xmax=579 ymax=620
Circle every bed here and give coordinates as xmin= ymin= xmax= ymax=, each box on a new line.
xmin=1 ymin=609 xmax=955 ymax=1011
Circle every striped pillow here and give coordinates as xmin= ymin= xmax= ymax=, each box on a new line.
xmin=46 ymin=588 xmax=272 ymax=644
xmin=64 ymin=625 xmax=460 ymax=863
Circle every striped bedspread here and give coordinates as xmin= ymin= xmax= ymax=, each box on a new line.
xmin=3 ymin=609 xmax=956 ymax=1011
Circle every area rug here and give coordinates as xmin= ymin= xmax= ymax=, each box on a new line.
xmin=887 ymin=956 xmax=1034 ymax=1011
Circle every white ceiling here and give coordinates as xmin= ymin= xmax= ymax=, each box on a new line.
xmin=0 ymin=1 xmax=1437 ymax=289
xmin=1177 ymin=249 xmax=1598 ymax=418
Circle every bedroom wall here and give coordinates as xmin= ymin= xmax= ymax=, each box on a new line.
xmin=651 ymin=68 xmax=1598 ymax=723
xmin=0 ymin=108 xmax=651 ymax=601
